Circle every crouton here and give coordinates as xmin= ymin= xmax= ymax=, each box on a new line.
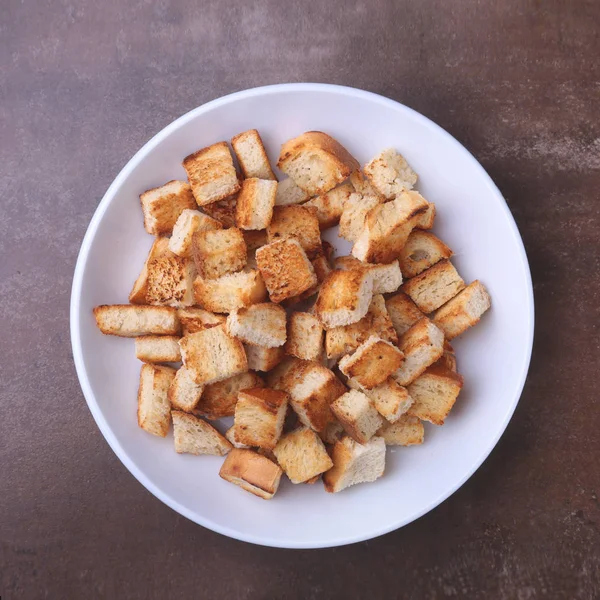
xmin=255 ymin=239 xmax=317 ymax=303
xmin=265 ymin=357 xmax=302 ymax=390
xmin=277 ymin=132 xmax=360 ymax=196
xmin=225 ymin=426 xmax=249 ymax=448
xmin=416 ymin=202 xmax=436 ymax=229
xmin=407 ymin=362 xmax=464 ymax=425
xmin=432 ymin=280 xmax=491 ymax=339
xmin=266 ymin=205 xmax=322 ymax=259
xmin=275 ymin=177 xmax=310 ymax=206
xmin=172 ymin=410 xmax=232 ymax=455
xmin=137 ymin=364 xmax=176 ymax=437
xmin=339 ymin=193 xmax=381 ymax=242
xmin=234 ymin=388 xmax=288 ymax=450
xmin=335 ymin=256 xmax=403 ymax=295
xmin=399 ymin=230 xmax=453 ymax=278
xmin=177 ymin=307 xmax=225 ymax=335
xmin=168 ymin=209 xmax=223 ymax=258
xmin=191 ymin=227 xmax=247 ymax=280
xmin=179 ymin=324 xmax=248 ymax=385
xmin=231 ymin=129 xmax=276 ymax=180
xmin=318 ymin=420 xmax=346 ymax=445
xmin=323 ymin=436 xmax=386 ymax=493
xmin=194 ymin=371 xmax=264 ymax=419
xmin=273 ymin=427 xmax=333 ymax=483
xmin=146 ymin=256 xmax=196 ymax=307
xmin=135 ymin=335 xmax=182 ymax=363
xmin=182 ymin=142 xmax=240 ymax=206
xmin=304 ymin=182 xmax=354 ymax=229
xmin=352 ymin=191 xmax=429 ymax=263
xmin=139 ymin=180 xmax=198 ymax=235
xmin=350 ymin=169 xmax=384 ymax=199
xmin=330 ymin=389 xmax=384 ymax=443
xmin=377 ymin=415 xmax=424 ymax=446
xmin=349 ymin=377 xmax=413 ymax=423
xmin=226 ymin=303 xmax=287 ymax=347
xmin=168 ymin=366 xmax=204 ymax=412
xmin=401 ymin=259 xmax=465 ymax=313
xmin=244 ymin=344 xmax=285 ymax=372
xmin=202 ymin=197 xmax=238 ymax=228
xmin=385 ymin=292 xmax=426 ymax=337
xmin=285 ymin=312 xmax=323 ymax=361
xmin=219 ymin=448 xmax=283 ymax=499
xmin=235 ymin=178 xmax=277 ymax=230
xmin=129 ymin=237 xmax=173 ymax=304
xmin=193 ymin=269 xmax=267 ymax=313
xmin=364 ymin=148 xmax=418 ymax=199
xmin=280 ymin=250 xmax=333 ymax=307
xmin=392 ymin=318 xmax=445 ymax=386
xmin=93 ymin=305 xmax=180 ymax=337
xmin=315 ymin=269 xmax=373 ymax=329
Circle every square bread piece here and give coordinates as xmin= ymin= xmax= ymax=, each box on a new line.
xmin=168 ymin=209 xmax=223 ymax=258
xmin=179 ymin=324 xmax=248 ymax=385
xmin=137 ymin=364 xmax=176 ymax=437
xmin=377 ymin=415 xmax=424 ymax=446
xmin=315 ymin=268 xmax=373 ymax=330
xmin=219 ymin=448 xmax=283 ymax=499
xmin=130 ymin=237 xmax=173 ymax=304
xmin=331 ymin=389 xmax=384 ymax=444
xmin=350 ymin=169 xmax=385 ymax=199
xmin=401 ymin=259 xmax=466 ymax=313
xmin=231 ymin=129 xmax=276 ymax=180
xmin=226 ymin=303 xmax=287 ymax=347
xmin=335 ymin=256 xmax=403 ymax=295
xmin=416 ymin=202 xmax=436 ymax=229
xmin=385 ymin=292 xmax=425 ymax=337
xmin=177 ymin=307 xmax=225 ymax=335
xmin=168 ymin=366 xmax=204 ymax=412
xmin=338 ymin=193 xmax=382 ymax=242
xmin=135 ymin=335 xmax=182 ymax=364
xmin=275 ymin=177 xmax=310 ymax=206
xmin=407 ymin=362 xmax=464 ymax=425
xmin=285 ymin=312 xmax=324 ymax=361
xmin=146 ymin=256 xmax=196 ymax=307
xmin=304 ymin=181 xmax=354 ymax=230
xmin=392 ymin=318 xmax=445 ymax=386
xmin=273 ymin=427 xmax=333 ymax=484
xmin=202 ymin=197 xmax=238 ymax=228
xmin=432 ymin=280 xmax=491 ymax=340
xmin=225 ymin=426 xmax=250 ymax=449
xmin=323 ymin=436 xmax=386 ymax=493
xmin=93 ymin=305 xmax=180 ymax=337
xmin=172 ymin=410 xmax=232 ymax=455
xmin=234 ymin=388 xmax=289 ymax=450
xmin=277 ymin=131 xmax=360 ymax=196
xmin=267 ymin=205 xmax=322 ymax=259
xmin=255 ymin=238 xmax=317 ymax=303
xmin=140 ymin=180 xmax=198 ymax=235
xmin=265 ymin=357 xmax=302 ymax=390
xmin=235 ymin=178 xmax=278 ymax=230
xmin=244 ymin=344 xmax=285 ymax=372
xmin=193 ymin=269 xmax=267 ymax=313
xmin=191 ymin=227 xmax=247 ymax=280
xmin=350 ymin=377 xmax=413 ymax=423
xmin=182 ymin=142 xmax=240 ymax=206
xmin=399 ymin=230 xmax=453 ymax=279
xmin=364 ymin=148 xmax=418 ymax=199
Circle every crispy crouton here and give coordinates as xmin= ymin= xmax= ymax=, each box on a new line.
xmin=235 ymin=178 xmax=277 ymax=230
xmin=335 ymin=256 xmax=403 ymax=294
xmin=350 ymin=169 xmax=385 ymax=199
xmin=168 ymin=209 xmax=223 ymax=258
xmin=364 ymin=148 xmax=418 ymax=199
xmin=339 ymin=193 xmax=381 ymax=242
xmin=139 ymin=180 xmax=198 ymax=235
xmin=331 ymin=389 xmax=384 ymax=443
xmin=130 ymin=237 xmax=173 ymax=304
xmin=179 ymin=324 xmax=248 ymax=385
xmin=304 ymin=182 xmax=354 ymax=229
xmin=277 ymin=132 xmax=360 ymax=196
xmin=137 ymin=364 xmax=176 ymax=437
xmin=323 ymin=436 xmax=386 ymax=493
xmin=182 ymin=142 xmax=240 ymax=206
xmin=377 ymin=415 xmax=424 ymax=445
xmin=231 ymin=129 xmax=276 ymax=180
xmin=385 ymin=292 xmax=425 ymax=337
xmin=243 ymin=229 xmax=268 ymax=252
xmin=172 ymin=410 xmax=232 ymax=455
xmin=265 ymin=357 xmax=302 ymax=390
xmin=135 ymin=335 xmax=181 ymax=363
xmin=193 ymin=269 xmax=267 ymax=313
xmin=401 ymin=259 xmax=465 ymax=313
xmin=202 ymin=197 xmax=238 ymax=228
xmin=225 ymin=426 xmax=249 ymax=448
xmin=146 ymin=256 xmax=196 ymax=307
xmin=191 ymin=227 xmax=247 ymax=280
xmin=93 ymin=305 xmax=180 ymax=337
xmin=349 ymin=377 xmax=413 ymax=422
xmin=226 ymin=303 xmax=287 ymax=347
xmin=177 ymin=307 xmax=225 ymax=335
xmin=416 ymin=202 xmax=436 ymax=229
xmin=275 ymin=177 xmax=310 ymax=206
xmin=266 ymin=205 xmax=322 ymax=259
xmin=280 ymin=249 xmax=333 ymax=307
xmin=244 ymin=344 xmax=285 ymax=372
xmin=274 ymin=427 xmax=333 ymax=483
xmin=432 ymin=280 xmax=491 ymax=339
xmin=399 ymin=230 xmax=453 ymax=278
xmin=219 ymin=448 xmax=283 ymax=499
xmin=168 ymin=366 xmax=204 ymax=412
xmin=285 ymin=312 xmax=323 ymax=361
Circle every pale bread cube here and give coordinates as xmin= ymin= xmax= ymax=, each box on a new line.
xmin=168 ymin=366 xmax=204 ymax=412
xmin=330 ymin=389 xmax=384 ymax=444
xmin=284 ymin=312 xmax=323 ymax=361
xmin=135 ymin=335 xmax=182 ymax=363
xmin=335 ymin=256 xmax=403 ymax=294
xmin=191 ymin=227 xmax=247 ymax=280
xmin=339 ymin=192 xmax=381 ymax=242
xmin=226 ymin=303 xmax=287 ymax=347
xmin=225 ymin=426 xmax=250 ymax=449
xmin=416 ymin=202 xmax=436 ymax=229
xmin=304 ymin=182 xmax=354 ymax=229
xmin=139 ymin=180 xmax=197 ymax=235
xmin=267 ymin=205 xmax=322 ymax=259
xmin=364 ymin=148 xmax=418 ymax=199
xmin=275 ymin=177 xmax=310 ymax=206
xmin=172 ymin=410 xmax=232 ymax=455
xmin=235 ymin=178 xmax=277 ymax=230
xmin=385 ymin=292 xmax=425 ymax=337
xmin=399 ymin=230 xmax=453 ymax=279
xmin=349 ymin=377 xmax=413 ymax=423
xmin=137 ymin=364 xmax=176 ymax=437
xmin=244 ymin=344 xmax=285 ymax=372
xmin=93 ymin=305 xmax=180 ymax=337
xmin=168 ymin=209 xmax=222 ymax=258
xmin=231 ymin=129 xmax=276 ymax=180
xmin=377 ymin=415 xmax=424 ymax=445
xmin=193 ymin=269 xmax=267 ymax=313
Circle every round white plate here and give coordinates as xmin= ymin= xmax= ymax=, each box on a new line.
xmin=70 ymin=83 xmax=534 ymax=549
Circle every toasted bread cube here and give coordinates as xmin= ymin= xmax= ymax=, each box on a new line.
xmin=130 ymin=237 xmax=173 ymax=304
xmin=202 ymin=197 xmax=238 ymax=228
xmin=304 ymin=182 xmax=354 ymax=229
xmin=172 ymin=410 xmax=232 ymax=455
xmin=94 ymin=305 xmax=180 ymax=337
xmin=318 ymin=420 xmax=346 ymax=445
xmin=231 ymin=129 xmax=276 ymax=180
xmin=352 ymin=191 xmax=429 ymax=264
xmin=256 ymin=239 xmax=317 ymax=303
xmin=392 ymin=318 xmax=445 ymax=386
xmin=177 ymin=307 xmax=225 ymax=335
xmin=265 ymin=357 xmax=302 ymax=389
xmin=323 ymin=436 xmax=386 ymax=493
xmin=364 ymin=148 xmax=418 ymax=199
xmin=193 ymin=269 xmax=267 ymax=313
xmin=135 ymin=335 xmax=182 ymax=363
xmin=432 ymin=280 xmax=491 ymax=339
xmin=219 ymin=448 xmax=283 ymax=499
xmin=399 ymin=230 xmax=453 ymax=278
xmin=416 ymin=202 xmax=435 ymax=229
xmin=349 ymin=169 xmax=384 ymax=199
xmin=407 ymin=363 xmax=464 ymax=425
xmin=331 ymin=389 xmax=384 ymax=443
xmin=235 ymin=178 xmax=277 ymax=230
xmin=191 ymin=227 xmax=247 ymax=280
xmin=280 ymin=250 xmax=333 ymax=307
xmin=385 ymin=292 xmax=425 ymax=337
xmin=168 ymin=209 xmax=223 ymax=258
xmin=285 ymin=312 xmax=323 ymax=361
xmin=179 ymin=324 xmax=248 ymax=385
xmin=146 ymin=256 xmax=196 ymax=307
xmin=225 ymin=426 xmax=250 ymax=448
xmin=243 ymin=229 xmax=268 ymax=251
xmin=168 ymin=366 xmax=204 ymax=412
xmin=349 ymin=377 xmax=413 ymax=423
xmin=402 ymin=259 xmax=465 ymax=313
xmin=140 ymin=180 xmax=197 ymax=235
xmin=275 ymin=177 xmax=310 ymax=206
xmin=315 ymin=269 xmax=373 ymax=330
xmin=137 ymin=364 xmax=176 ymax=437
xmin=226 ymin=303 xmax=287 ymax=347
xmin=266 ymin=205 xmax=322 ymax=259
xmin=335 ymin=256 xmax=403 ymax=295
xmin=183 ymin=142 xmax=240 ymax=206
xmin=244 ymin=344 xmax=285 ymax=372
xmin=377 ymin=415 xmax=424 ymax=445
xmin=339 ymin=193 xmax=381 ymax=242
xmin=273 ymin=427 xmax=333 ymax=483
xmin=277 ymin=132 xmax=360 ymax=196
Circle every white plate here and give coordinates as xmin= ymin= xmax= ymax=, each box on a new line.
xmin=70 ymin=83 xmax=534 ymax=549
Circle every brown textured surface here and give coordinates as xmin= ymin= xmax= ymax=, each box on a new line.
xmin=2 ymin=0 xmax=599 ymax=598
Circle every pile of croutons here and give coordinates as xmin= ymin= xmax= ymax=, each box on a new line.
xmin=94 ymin=130 xmax=491 ymax=499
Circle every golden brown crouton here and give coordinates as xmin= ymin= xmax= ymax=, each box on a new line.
xmin=137 ymin=364 xmax=176 ymax=437
xmin=146 ymin=256 xmax=196 ymax=307
xmin=139 ymin=180 xmax=198 ymax=235
xmin=335 ymin=256 xmax=403 ymax=295
xmin=201 ymin=196 xmax=238 ymax=228
xmin=349 ymin=377 xmax=413 ymax=423
xmin=193 ymin=269 xmax=267 ymax=313
xmin=135 ymin=335 xmax=182 ymax=363
xmin=226 ymin=303 xmax=287 ymax=347
xmin=94 ymin=305 xmax=180 ymax=337
xmin=266 ymin=205 xmax=322 ymax=259
xmin=191 ymin=227 xmax=247 ymax=280
xmin=285 ymin=312 xmax=324 ymax=361
xmin=330 ymin=390 xmax=384 ymax=444
xmin=168 ymin=366 xmax=204 ymax=412
xmin=231 ymin=129 xmax=276 ymax=180
xmin=177 ymin=307 xmax=225 ymax=335
xmin=377 ymin=415 xmax=424 ymax=445
xmin=416 ymin=202 xmax=436 ymax=229
xmin=235 ymin=178 xmax=277 ymax=230
xmin=265 ymin=357 xmax=302 ymax=390
xmin=363 ymin=148 xmax=418 ymax=199
xmin=172 ymin=410 xmax=232 ymax=455
xmin=219 ymin=448 xmax=283 ymax=499
xmin=168 ymin=209 xmax=223 ymax=258
xmin=304 ymin=182 xmax=354 ymax=229
xmin=399 ymin=230 xmax=453 ymax=278
xmin=244 ymin=344 xmax=285 ymax=372
xmin=129 ymin=237 xmax=173 ymax=304
xmin=338 ymin=192 xmax=382 ymax=242
xmin=385 ymin=292 xmax=425 ymax=337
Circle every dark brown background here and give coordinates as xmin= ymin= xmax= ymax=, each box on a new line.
xmin=2 ymin=0 xmax=599 ymax=598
